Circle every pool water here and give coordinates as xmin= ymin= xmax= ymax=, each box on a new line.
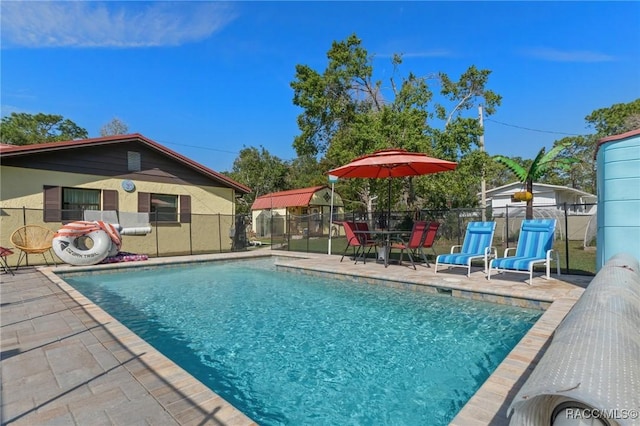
xmin=61 ymin=258 xmax=541 ymax=425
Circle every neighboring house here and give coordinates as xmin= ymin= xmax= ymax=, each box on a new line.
xmin=251 ymin=186 xmax=344 ymax=237
xmin=0 ymin=133 xmax=251 ymax=256
xmin=482 ymin=182 xmax=597 ymax=216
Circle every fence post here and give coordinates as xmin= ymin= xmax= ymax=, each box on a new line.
xmin=457 ymin=209 xmax=462 ymax=246
xmin=564 ymin=203 xmax=569 ymax=273
xmin=22 ymin=206 xmax=29 ymax=266
xmin=189 ymin=219 xmax=193 ymax=255
xmin=154 ymin=213 xmax=159 ymax=258
xmin=287 ymin=210 xmax=291 ymax=252
xmin=505 ymin=205 xmax=510 ymax=249
xmin=306 ymin=212 xmax=310 ymax=253
xmin=218 ymin=214 xmax=222 ymax=253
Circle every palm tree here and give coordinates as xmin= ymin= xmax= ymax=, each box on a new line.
xmin=494 ymin=141 xmax=577 ymax=219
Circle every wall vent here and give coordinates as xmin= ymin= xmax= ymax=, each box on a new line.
xmin=128 ymin=151 xmax=141 ymax=172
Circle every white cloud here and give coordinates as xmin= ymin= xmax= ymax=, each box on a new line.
xmin=1 ymin=1 xmax=238 ymax=48
xmin=399 ymin=50 xmax=453 ymax=59
xmin=522 ymin=47 xmax=615 ymax=63
xmin=1 ymin=104 xmax=28 ymax=117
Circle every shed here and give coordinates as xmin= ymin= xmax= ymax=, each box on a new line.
xmin=251 ymin=186 xmax=344 ymax=237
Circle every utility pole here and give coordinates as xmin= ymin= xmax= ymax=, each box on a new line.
xmin=479 ymin=105 xmax=487 ymax=222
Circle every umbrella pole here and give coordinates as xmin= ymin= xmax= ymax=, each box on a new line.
xmin=387 ymin=178 xmax=391 ymax=230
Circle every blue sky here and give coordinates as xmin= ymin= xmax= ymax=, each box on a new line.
xmin=2 ymin=1 xmax=639 ymax=173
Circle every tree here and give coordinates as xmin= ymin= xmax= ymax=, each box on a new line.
xmin=585 ymin=98 xmax=640 ymax=136
xmin=225 ymin=146 xmax=289 ymax=214
xmin=493 ymin=141 xmax=577 ymax=219
xmin=543 ymin=98 xmax=640 ymax=194
xmin=286 ymin=155 xmax=327 ymax=189
xmin=438 ymin=65 xmax=501 ymax=127
xmin=100 ymin=117 xmax=129 ymax=136
xmin=0 ymin=112 xmax=88 ymax=145
xmin=291 ymin=34 xmax=502 ymax=215
xmin=550 ymin=135 xmax=597 ymax=194
xmin=291 ymin=34 xmax=380 ymax=159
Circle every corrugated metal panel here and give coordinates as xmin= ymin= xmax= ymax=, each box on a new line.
xmin=596 ymin=132 xmax=640 ymax=270
xmin=251 ymin=186 xmax=326 ymax=210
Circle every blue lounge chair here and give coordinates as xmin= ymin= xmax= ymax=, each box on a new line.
xmin=435 ymin=221 xmax=497 ymax=277
xmin=488 ymin=219 xmax=560 ymax=284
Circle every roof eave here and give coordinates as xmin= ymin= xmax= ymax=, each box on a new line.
xmin=0 ymin=133 xmax=252 ymax=194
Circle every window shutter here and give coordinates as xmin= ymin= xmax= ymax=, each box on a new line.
xmin=102 ymin=189 xmax=119 ymax=212
xmin=180 ymin=195 xmax=191 ymax=223
xmin=43 ymin=186 xmax=61 ymax=222
xmin=138 ymin=192 xmax=151 ymax=213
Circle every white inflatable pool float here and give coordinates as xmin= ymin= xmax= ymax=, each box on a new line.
xmin=53 ymin=221 xmax=122 ymax=266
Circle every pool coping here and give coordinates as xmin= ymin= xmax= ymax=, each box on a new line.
xmin=40 ymin=256 xmax=258 ymax=426
xmin=270 ymin=254 xmax=586 ymax=425
xmin=39 ymin=250 xmax=587 ymax=425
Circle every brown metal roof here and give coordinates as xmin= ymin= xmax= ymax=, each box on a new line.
xmin=594 ymin=128 xmax=640 ymax=159
xmin=251 ymin=186 xmax=327 ymax=210
xmin=0 ymin=133 xmax=251 ymax=194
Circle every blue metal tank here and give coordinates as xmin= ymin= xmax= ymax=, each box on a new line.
xmin=595 ymin=129 xmax=640 ymax=271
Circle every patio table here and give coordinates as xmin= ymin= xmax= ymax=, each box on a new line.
xmin=354 ymin=229 xmax=411 ymax=268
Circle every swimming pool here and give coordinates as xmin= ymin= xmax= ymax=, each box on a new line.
xmin=60 ymin=258 xmax=541 ymax=425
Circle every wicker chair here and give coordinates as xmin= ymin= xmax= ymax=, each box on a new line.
xmin=10 ymin=225 xmax=57 ymax=269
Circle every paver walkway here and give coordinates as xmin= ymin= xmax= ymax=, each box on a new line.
xmin=1 ymin=267 xmax=254 ymax=426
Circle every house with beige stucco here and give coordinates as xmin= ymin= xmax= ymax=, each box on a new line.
xmin=0 ymin=133 xmax=251 ymax=261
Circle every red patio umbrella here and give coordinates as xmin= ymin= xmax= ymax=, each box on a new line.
xmin=327 ymin=149 xmax=457 ymax=227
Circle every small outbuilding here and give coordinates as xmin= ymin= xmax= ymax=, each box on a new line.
xmin=251 ymin=186 xmax=344 ymax=237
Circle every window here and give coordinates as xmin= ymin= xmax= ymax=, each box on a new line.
xmin=44 ymin=186 xmax=118 ymax=223
xmin=138 ymin=193 xmax=191 ymax=223
xmin=151 ymin=194 xmax=178 ymax=222
xmin=62 ymin=188 xmax=100 ymax=220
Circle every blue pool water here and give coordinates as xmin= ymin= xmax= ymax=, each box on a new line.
xmin=61 ymin=258 xmax=541 ymax=425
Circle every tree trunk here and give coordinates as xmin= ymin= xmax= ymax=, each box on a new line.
xmin=525 ymin=179 xmax=533 ymax=220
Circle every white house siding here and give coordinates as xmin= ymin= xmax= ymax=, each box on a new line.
xmin=485 ymin=183 xmax=596 ymax=216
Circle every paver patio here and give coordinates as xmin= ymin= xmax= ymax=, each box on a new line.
xmin=1 ymin=251 xmax=591 ymax=425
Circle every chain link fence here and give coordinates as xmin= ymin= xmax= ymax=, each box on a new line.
xmin=0 ymin=204 xmax=597 ymax=274
xmin=264 ymin=203 xmax=597 ymax=275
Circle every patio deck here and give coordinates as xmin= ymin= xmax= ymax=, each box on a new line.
xmin=0 ymin=251 xmax=592 ymax=425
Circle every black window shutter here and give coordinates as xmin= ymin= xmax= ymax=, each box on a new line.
xmin=180 ymin=195 xmax=191 ymax=223
xmin=43 ymin=186 xmax=61 ymax=222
